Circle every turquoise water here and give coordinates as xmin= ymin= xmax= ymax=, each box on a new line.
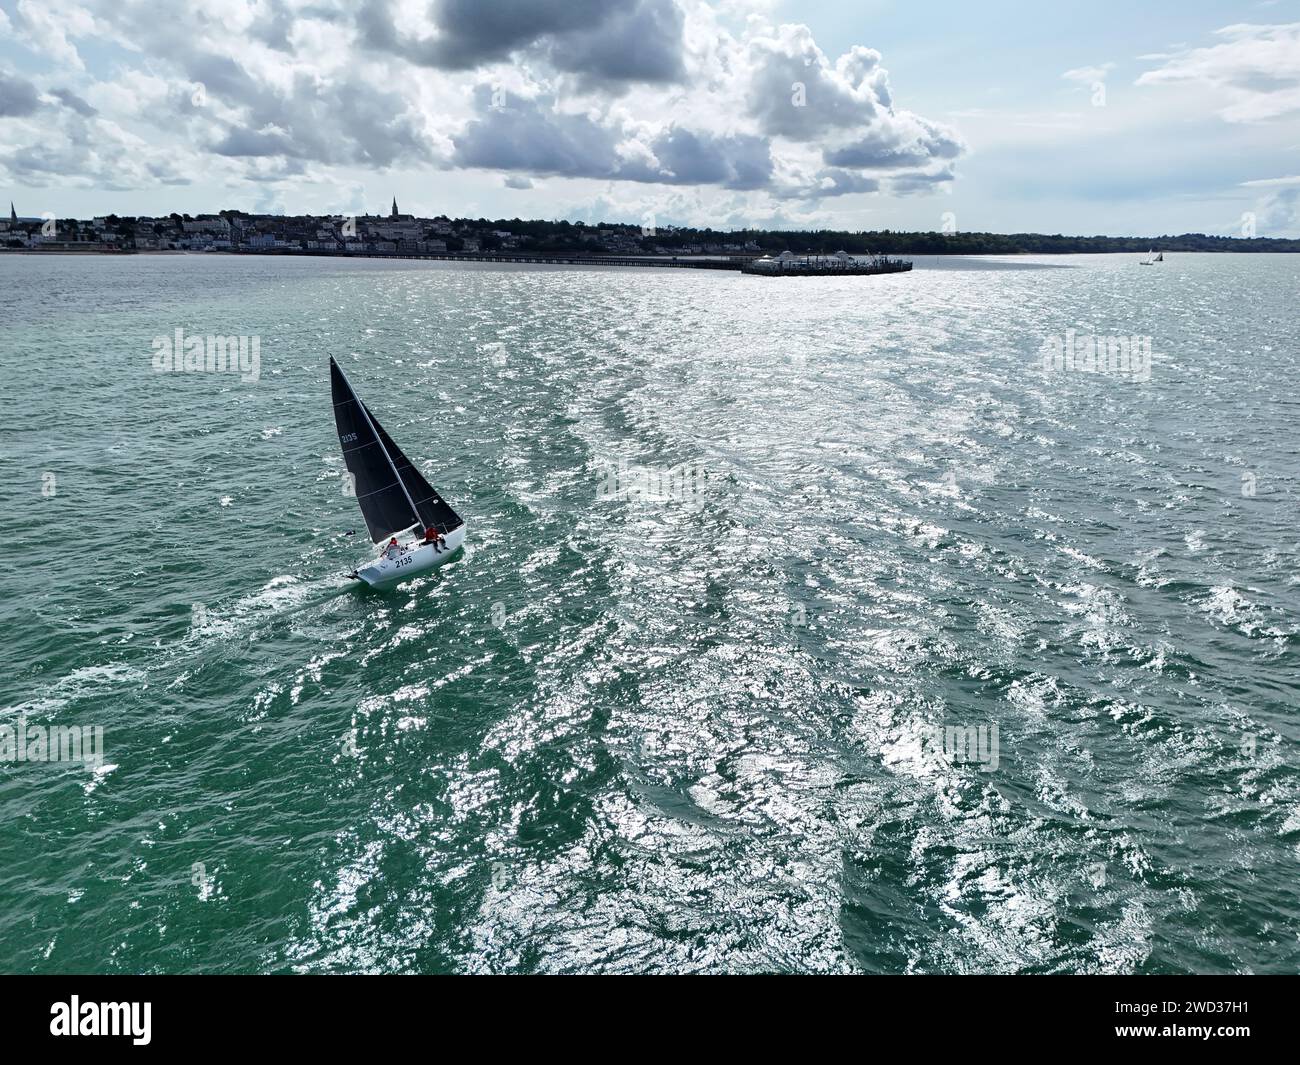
xmin=0 ymin=252 xmax=1297 ymax=974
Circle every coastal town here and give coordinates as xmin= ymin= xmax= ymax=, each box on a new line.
xmin=4 ymin=199 xmax=1297 ymax=257
xmin=0 ymin=198 xmax=761 ymax=258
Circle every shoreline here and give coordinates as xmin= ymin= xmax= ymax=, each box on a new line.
xmin=4 ymin=247 xmax=1297 ymax=262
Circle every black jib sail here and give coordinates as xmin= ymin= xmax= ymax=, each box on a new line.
xmin=369 ymin=407 xmax=463 ymax=534
xmin=330 ymin=357 xmax=463 ymax=543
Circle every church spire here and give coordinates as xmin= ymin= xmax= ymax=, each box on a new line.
xmin=9 ymin=202 xmax=15 ymax=223
xmin=391 ymin=196 xmax=398 ymax=218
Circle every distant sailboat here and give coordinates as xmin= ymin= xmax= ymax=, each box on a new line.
xmin=1140 ymin=248 xmax=1163 ymax=265
xmin=330 ymin=356 xmax=465 ymax=586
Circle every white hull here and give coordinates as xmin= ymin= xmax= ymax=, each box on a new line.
xmin=354 ymin=525 xmax=466 ymax=587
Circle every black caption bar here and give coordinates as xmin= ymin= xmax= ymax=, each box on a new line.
xmin=0 ymin=974 xmax=1291 ymax=1052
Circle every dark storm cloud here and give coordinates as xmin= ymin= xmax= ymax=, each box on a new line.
xmin=0 ymin=71 xmax=42 ymax=117
xmin=452 ymin=89 xmax=772 ymax=190
xmin=357 ymin=0 xmax=684 ymax=86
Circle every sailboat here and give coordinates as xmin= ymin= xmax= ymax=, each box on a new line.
xmin=330 ymin=356 xmax=466 ymax=586
xmin=1140 ymin=249 xmax=1163 ymax=265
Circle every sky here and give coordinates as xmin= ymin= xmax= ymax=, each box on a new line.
xmin=1 ymin=0 xmax=1298 ymax=236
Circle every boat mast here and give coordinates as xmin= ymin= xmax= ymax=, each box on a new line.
xmin=337 ymin=361 xmax=423 ymax=534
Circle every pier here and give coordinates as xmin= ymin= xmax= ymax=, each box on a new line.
xmin=741 ymin=251 xmax=913 ymax=276
xmin=233 ymin=247 xmax=753 ymax=270
xmin=231 ymin=246 xmax=915 ymax=275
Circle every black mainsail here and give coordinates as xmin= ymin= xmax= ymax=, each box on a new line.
xmin=330 ymin=357 xmax=463 ymax=543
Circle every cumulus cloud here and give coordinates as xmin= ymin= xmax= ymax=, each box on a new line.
xmin=746 ymin=27 xmax=892 ymax=140
xmin=451 ymin=88 xmax=772 ymax=189
xmin=49 ymin=87 xmax=98 ymax=116
xmin=6 ymin=0 xmax=99 ymax=71
xmin=773 ymin=168 xmax=879 ymax=200
xmin=650 ymin=125 xmax=772 ymax=189
xmin=887 ymin=166 xmax=957 ymax=195
xmin=823 ymin=116 xmax=963 ymax=170
xmin=451 ymin=91 xmax=627 ymax=178
xmin=1257 ymin=186 xmax=1300 ymax=232
xmin=1062 ymin=63 xmax=1114 ymax=84
xmin=0 ymin=71 xmax=42 ymax=117
xmin=742 ymin=21 xmax=963 ymax=191
xmin=0 ymin=108 xmax=195 ymax=190
xmin=1242 ymin=176 xmax=1300 ymax=235
xmin=545 ymin=0 xmax=685 ymax=88
xmin=357 ymin=0 xmax=685 ymax=87
xmin=46 ymin=4 xmax=446 ymax=172
xmin=0 ymin=0 xmax=963 ymax=207
xmin=1137 ymin=22 xmax=1300 ymax=122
